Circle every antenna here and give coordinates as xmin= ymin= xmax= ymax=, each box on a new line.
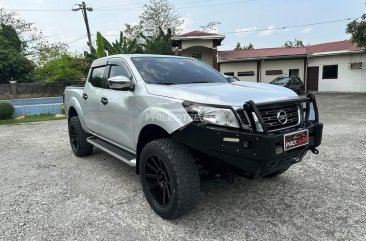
xmin=199 ymin=22 xmax=221 ymax=32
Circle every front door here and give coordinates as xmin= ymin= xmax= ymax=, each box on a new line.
xmin=99 ymin=59 xmax=135 ymax=151
xmin=307 ymin=67 xmax=319 ymax=91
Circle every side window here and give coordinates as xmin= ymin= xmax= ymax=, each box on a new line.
xmin=90 ymin=66 xmax=106 ymax=88
xmin=109 ymin=64 xmax=131 ymax=79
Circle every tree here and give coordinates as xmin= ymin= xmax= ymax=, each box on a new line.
xmin=37 ymin=42 xmax=68 ymax=67
xmin=346 ymin=14 xmax=366 ymax=49
xmin=0 ymin=8 xmax=48 ymax=59
xmin=144 ymin=28 xmax=174 ymax=55
xmin=95 ymin=31 xmax=144 ymax=57
xmin=234 ymin=42 xmax=242 ymax=50
xmin=96 ymin=32 xmax=106 ymax=58
xmin=0 ymin=24 xmax=34 ymax=83
xmin=234 ymin=42 xmax=254 ymax=50
xmin=34 ymin=54 xmax=86 ymax=83
xmin=34 ymin=43 xmax=88 ymax=83
xmin=243 ymin=43 xmax=254 ymax=50
xmin=133 ymin=0 xmax=183 ymax=37
xmin=93 ymin=0 xmax=181 ymax=57
xmin=283 ymin=39 xmax=306 ymax=48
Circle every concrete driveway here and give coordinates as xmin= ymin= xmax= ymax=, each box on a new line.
xmin=0 ymin=93 xmax=365 ymax=241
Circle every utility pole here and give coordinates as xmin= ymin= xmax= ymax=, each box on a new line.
xmin=72 ymin=2 xmax=94 ymax=53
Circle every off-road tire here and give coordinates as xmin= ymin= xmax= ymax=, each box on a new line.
xmin=263 ymin=167 xmax=289 ymax=178
xmin=68 ymin=116 xmax=93 ymax=157
xmin=140 ymin=138 xmax=200 ymax=219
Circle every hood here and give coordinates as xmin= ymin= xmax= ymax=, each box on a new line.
xmin=145 ymin=82 xmax=298 ymax=107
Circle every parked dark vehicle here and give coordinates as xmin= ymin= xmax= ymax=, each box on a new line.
xmin=270 ymin=77 xmax=305 ymax=95
xmin=225 ymin=75 xmax=241 ymax=82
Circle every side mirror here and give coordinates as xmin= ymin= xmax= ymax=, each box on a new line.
xmin=107 ymin=76 xmax=131 ymax=90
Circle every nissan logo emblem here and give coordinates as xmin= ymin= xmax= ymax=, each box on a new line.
xmin=276 ymin=111 xmax=288 ymax=125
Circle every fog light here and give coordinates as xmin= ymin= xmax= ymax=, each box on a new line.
xmin=223 ymin=138 xmax=240 ymax=143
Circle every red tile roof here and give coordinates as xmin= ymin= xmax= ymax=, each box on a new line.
xmin=218 ymin=40 xmax=363 ymax=61
xmin=306 ymin=40 xmax=359 ymax=54
xmin=177 ymin=31 xmax=221 ymax=37
xmin=219 ymin=47 xmax=307 ymax=60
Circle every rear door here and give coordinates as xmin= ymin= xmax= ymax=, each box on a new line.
xmin=83 ymin=63 xmax=107 ymax=133
xmin=98 ymin=58 xmax=135 ymax=151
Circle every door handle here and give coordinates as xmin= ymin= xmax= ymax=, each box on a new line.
xmin=101 ymin=97 xmax=108 ymax=105
xmin=82 ymin=93 xmax=88 ymax=100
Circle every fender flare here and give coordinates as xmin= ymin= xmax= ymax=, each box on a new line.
xmin=134 ymin=105 xmax=192 ymax=147
xmin=67 ymin=97 xmax=88 ymax=131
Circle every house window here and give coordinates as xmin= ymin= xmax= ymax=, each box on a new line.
xmin=289 ymin=69 xmax=299 ymax=77
xmin=192 ymin=53 xmax=202 ymax=60
xmin=322 ymin=65 xmax=338 ymax=79
xmin=266 ymin=70 xmax=283 ymax=75
xmin=224 ymin=72 xmax=234 ymax=76
xmin=238 ymin=71 xmax=255 ymax=76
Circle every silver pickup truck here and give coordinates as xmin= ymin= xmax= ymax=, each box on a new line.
xmin=64 ymin=54 xmax=323 ymax=219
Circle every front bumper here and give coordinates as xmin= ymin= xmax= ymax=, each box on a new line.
xmin=173 ymin=94 xmax=323 ymax=178
xmin=173 ymin=122 xmax=322 ymax=178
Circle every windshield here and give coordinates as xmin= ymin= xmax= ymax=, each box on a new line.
xmin=131 ymin=57 xmax=229 ymax=85
xmin=270 ymin=77 xmax=290 ymax=84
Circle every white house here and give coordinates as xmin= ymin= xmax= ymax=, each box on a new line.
xmin=172 ymin=31 xmax=366 ymax=92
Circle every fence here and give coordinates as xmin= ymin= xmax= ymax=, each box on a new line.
xmin=0 ymin=97 xmax=64 ymax=117
xmin=0 ymin=81 xmax=85 ymax=100
xmin=0 ymin=84 xmax=11 ymax=97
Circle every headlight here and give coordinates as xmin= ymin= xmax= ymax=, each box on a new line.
xmin=183 ymin=102 xmax=240 ymax=128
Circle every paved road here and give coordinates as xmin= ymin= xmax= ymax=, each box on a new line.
xmin=1 ymin=93 xmax=366 ymax=241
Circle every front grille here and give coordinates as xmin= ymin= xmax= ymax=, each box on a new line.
xmin=258 ymin=104 xmax=300 ymax=132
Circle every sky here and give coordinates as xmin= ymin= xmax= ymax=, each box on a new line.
xmin=0 ymin=0 xmax=365 ymax=53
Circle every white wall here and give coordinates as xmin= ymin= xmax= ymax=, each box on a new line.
xmin=182 ymin=40 xmax=213 ymax=49
xmin=308 ymin=53 xmax=366 ymax=92
xmin=260 ymin=59 xmax=305 ymax=83
xmin=220 ymin=62 xmax=257 ymax=82
xmin=182 ymin=47 xmax=213 ymax=66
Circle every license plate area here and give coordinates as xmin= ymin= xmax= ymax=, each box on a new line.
xmin=284 ymin=129 xmax=309 ymax=151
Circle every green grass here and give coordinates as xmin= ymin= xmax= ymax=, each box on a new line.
xmin=0 ymin=114 xmax=66 ymax=125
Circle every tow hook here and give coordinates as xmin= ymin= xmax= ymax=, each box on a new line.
xmin=311 ymin=148 xmax=319 ymax=155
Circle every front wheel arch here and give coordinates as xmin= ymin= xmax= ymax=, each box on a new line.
xmin=136 ymin=124 xmax=170 ymax=174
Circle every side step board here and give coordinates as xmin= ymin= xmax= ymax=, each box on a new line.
xmin=87 ymin=136 xmax=136 ymax=167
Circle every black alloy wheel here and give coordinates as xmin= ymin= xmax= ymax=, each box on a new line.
xmin=69 ymin=124 xmax=78 ymax=151
xmin=68 ymin=116 xmax=93 ymax=156
xmin=144 ymin=155 xmax=172 ymax=207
